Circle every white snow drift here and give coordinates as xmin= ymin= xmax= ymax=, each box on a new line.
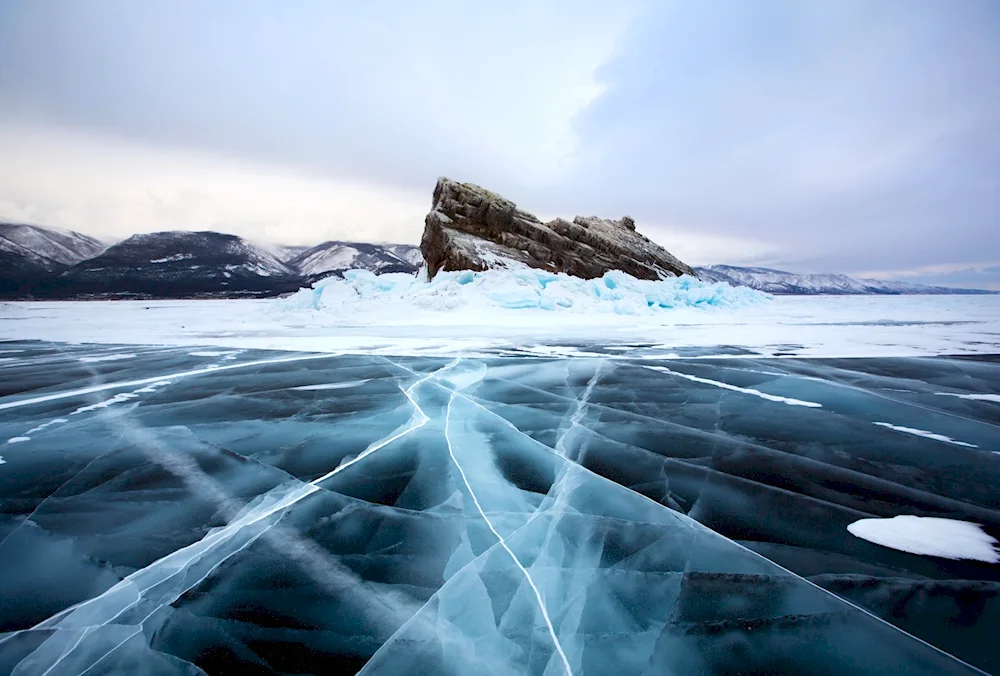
xmin=2 ymin=273 xmax=1000 ymax=359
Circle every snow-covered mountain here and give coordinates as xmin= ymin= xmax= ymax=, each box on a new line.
xmin=255 ymin=242 xmax=311 ymax=264
xmin=384 ymin=244 xmax=423 ymax=267
xmin=696 ymin=265 xmax=995 ymax=295
xmin=54 ymin=231 xmax=301 ymax=298
xmin=0 ymin=224 xmax=423 ymax=299
xmin=0 ymin=222 xmax=106 ymax=267
xmin=287 ymin=241 xmax=420 ymax=280
xmin=4 ymin=220 xmax=993 ymax=299
xmin=1 ymin=222 xmax=107 ymax=294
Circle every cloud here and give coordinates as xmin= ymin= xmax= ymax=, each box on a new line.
xmin=860 ymin=263 xmax=1000 ymax=291
xmin=0 ymin=1 xmax=636 ymax=192
xmin=0 ymin=0 xmax=996 ymax=273
xmin=561 ymin=0 xmax=1000 ymax=273
xmin=0 ymin=124 xmax=429 ymax=245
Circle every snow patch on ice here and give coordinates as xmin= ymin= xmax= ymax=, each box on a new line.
xmin=79 ymin=353 xmax=137 ymax=363
xmin=277 ymin=268 xmax=769 ymax=319
xmin=848 ymin=515 xmax=1000 ymax=563
xmin=188 ymin=350 xmax=241 ymax=357
xmin=936 ymin=392 xmax=1000 ymax=403
xmin=6 ymin=437 xmax=29 ymax=444
xmin=71 ymin=391 xmax=139 ymax=414
xmin=646 ymin=365 xmax=822 ymax=407
xmin=292 ymin=380 xmax=370 ymax=391
xmin=5 ymin=294 xmax=999 ymax=360
xmin=0 ymin=455 xmax=5 ymax=464
xmin=25 ymin=418 xmax=68 ymax=435
xmin=71 ymin=380 xmax=172 ymax=415
xmin=134 ymin=380 xmax=172 ymax=394
xmin=873 ymin=422 xmax=978 ymax=448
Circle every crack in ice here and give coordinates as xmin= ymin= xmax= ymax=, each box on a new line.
xmin=554 ymin=360 xmax=605 ymax=459
xmin=645 ymin=365 xmax=822 ymax=407
xmin=873 ymin=422 xmax=979 ymax=449
xmin=450 ymin=379 xmax=987 ymax=674
xmin=4 ymin=358 xmax=460 ymax=675
xmin=443 ymin=387 xmax=573 ymax=676
xmin=0 ymin=352 xmax=340 ymax=412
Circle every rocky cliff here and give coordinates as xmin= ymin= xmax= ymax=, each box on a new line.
xmin=420 ymin=178 xmax=696 ymax=281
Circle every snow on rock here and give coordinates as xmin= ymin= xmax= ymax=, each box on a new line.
xmin=848 ymin=515 xmax=1000 ymax=563
xmin=278 ymin=268 xmax=768 ymax=320
xmin=421 ymin=178 xmax=695 ymax=281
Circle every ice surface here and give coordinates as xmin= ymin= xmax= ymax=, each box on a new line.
xmin=848 ymin=516 xmax=1000 ymax=563
xmin=3 ymin=293 xmax=999 ymax=359
xmin=1 ymin=343 xmax=998 ymax=674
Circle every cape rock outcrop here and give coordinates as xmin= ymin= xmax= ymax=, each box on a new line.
xmin=420 ymin=178 xmax=696 ymax=281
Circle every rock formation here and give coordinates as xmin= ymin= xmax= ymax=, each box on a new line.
xmin=420 ymin=178 xmax=696 ymax=280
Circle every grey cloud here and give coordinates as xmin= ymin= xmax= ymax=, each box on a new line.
xmin=560 ymin=0 xmax=1000 ymax=273
xmin=0 ymin=0 xmax=996 ymax=276
xmin=874 ymin=266 xmax=1000 ymax=291
xmin=0 ymin=1 xmax=629 ymax=192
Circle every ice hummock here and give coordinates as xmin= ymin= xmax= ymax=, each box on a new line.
xmin=277 ymin=267 xmax=769 ymax=319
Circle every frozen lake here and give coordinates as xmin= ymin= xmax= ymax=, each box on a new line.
xmin=1 ymin=338 xmax=998 ymax=674
xmin=2 ymin=294 xmax=1000 ymax=359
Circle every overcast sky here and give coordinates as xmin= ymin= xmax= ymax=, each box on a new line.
xmin=1 ymin=1 xmax=997 ymax=286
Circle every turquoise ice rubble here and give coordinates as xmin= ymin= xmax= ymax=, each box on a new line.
xmin=280 ymin=267 xmax=770 ymax=314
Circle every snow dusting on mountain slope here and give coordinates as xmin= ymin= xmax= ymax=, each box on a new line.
xmin=289 ymin=241 xmax=420 ymax=278
xmin=697 ymin=264 xmax=994 ymax=295
xmin=0 ymin=223 xmax=106 ymax=268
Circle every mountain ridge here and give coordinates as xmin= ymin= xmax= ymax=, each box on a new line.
xmin=1 ymin=222 xmax=108 ymax=295
xmin=695 ymin=264 xmax=995 ymax=295
xmin=0 ymin=222 xmax=993 ymax=298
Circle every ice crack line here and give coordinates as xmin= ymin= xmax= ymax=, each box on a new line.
xmin=452 ymin=391 xmax=988 ymax=674
xmin=0 ymin=352 xmax=339 ymax=412
xmin=645 ymin=364 xmax=822 ymax=408
xmin=554 ymin=360 xmax=605 ymax=458
xmin=443 ymin=390 xmax=573 ymax=676
xmin=5 ymin=359 xmax=458 ymax=675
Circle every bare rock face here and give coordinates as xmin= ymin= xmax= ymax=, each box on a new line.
xmin=420 ymin=178 xmax=696 ymax=280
